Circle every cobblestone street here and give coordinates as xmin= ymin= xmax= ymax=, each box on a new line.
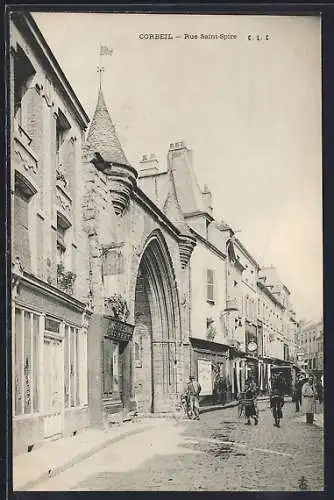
xmin=32 ymin=400 xmax=324 ymax=492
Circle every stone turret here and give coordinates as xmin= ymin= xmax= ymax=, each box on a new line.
xmin=85 ymin=89 xmax=137 ymax=215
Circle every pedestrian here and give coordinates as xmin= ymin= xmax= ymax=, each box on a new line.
xmin=316 ymin=377 xmax=323 ymax=405
xmin=302 ymin=375 xmax=317 ymax=424
xmin=244 ymin=376 xmax=259 ymax=425
xmin=270 ymin=372 xmax=285 ymax=427
xmin=294 ymin=374 xmax=304 ymax=412
xmin=185 ymin=375 xmax=202 ymax=420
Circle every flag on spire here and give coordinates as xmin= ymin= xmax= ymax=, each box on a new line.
xmin=100 ymin=45 xmax=113 ymax=56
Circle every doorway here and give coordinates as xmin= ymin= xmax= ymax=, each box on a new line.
xmin=134 ymin=235 xmax=180 ymax=413
xmin=43 ymin=335 xmax=63 ymax=438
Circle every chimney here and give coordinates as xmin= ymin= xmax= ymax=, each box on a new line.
xmin=167 ymin=141 xmax=192 ymax=171
xmin=139 ymin=153 xmax=159 ymax=177
xmin=202 ymin=184 xmax=213 ymax=215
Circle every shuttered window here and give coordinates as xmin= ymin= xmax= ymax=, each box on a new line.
xmin=207 ymin=269 xmax=215 ymax=302
xmin=13 ymin=190 xmax=31 ymax=271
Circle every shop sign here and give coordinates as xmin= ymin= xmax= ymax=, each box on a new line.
xmin=106 ymin=317 xmax=134 ymax=342
xmin=45 ymin=317 xmax=61 ymax=333
xmin=198 ymin=359 xmax=212 ymax=396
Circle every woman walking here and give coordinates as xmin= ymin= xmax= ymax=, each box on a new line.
xmin=302 ymin=375 xmax=317 ymax=424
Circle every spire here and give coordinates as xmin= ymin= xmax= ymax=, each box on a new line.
xmin=86 ymin=88 xmax=130 ymax=167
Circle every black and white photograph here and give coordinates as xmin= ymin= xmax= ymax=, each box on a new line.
xmin=9 ymin=10 xmax=323 ymax=492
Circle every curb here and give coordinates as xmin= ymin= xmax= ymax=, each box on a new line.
xmin=17 ymin=423 xmax=152 ymax=491
xmin=200 ymin=401 xmax=239 ymax=414
xmin=199 ymin=396 xmax=270 ymax=415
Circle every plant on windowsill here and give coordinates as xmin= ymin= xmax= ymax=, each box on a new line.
xmin=104 ymin=294 xmax=130 ymax=322
xmin=57 ymin=263 xmax=76 ymax=295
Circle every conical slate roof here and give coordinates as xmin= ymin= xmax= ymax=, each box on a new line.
xmin=86 ymin=89 xmax=130 ymax=166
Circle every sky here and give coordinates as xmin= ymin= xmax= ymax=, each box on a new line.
xmin=32 ymin=13 xmax=322 ymax=322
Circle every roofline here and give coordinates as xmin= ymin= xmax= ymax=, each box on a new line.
xmin=189 ymin=227 xmax=227 ymax=261
xmin=257 ymin=280 xmax=285 ymax=310
xmin=184 ymin=210 xmax=214 ymax=223
xmin=234 ymin=237 xmax=260 ymax=270
xmin=133 ymin=186 xmax=181 ymax=241
xmin=11 ymin=12 xmax=90 ymax=129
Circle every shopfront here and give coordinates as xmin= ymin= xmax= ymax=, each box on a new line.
xmin=12 ymin=274 xmax=90 ymax=455
xmin=87 ymin=313 xmax=134 ymax=425
xmin=189 ymin=337 xmax=231 ymax=405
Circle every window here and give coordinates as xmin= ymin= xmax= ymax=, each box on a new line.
xmin=64 ymin=325 xmax=87 ymax=407
xmin=13 ymin=172 xmax=37 ymax=271
xmin=56 ymin=213 xmax=71 ymax=268
xmin=56 ymin=110 xmax=71 ymax=167
xmin=14 ymin=308 xmax=40 ymax=416
xmin=207 ymin=269 xmax=215 ymax=302
xmin=14 ymin=46 xmax=36 ymax=128
xmin=102 ymin=337 xmax=119 ymax=398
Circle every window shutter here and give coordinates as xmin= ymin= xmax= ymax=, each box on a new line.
xmin=207 ymin=269 xmax=214 ymax=302
xmin=61 ymin=138 xmax=76 ymax=194
xmin=13 ymin=193 xmax=31 ymax=271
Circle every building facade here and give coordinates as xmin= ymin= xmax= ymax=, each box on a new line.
xmin=296 ymin=319 xmax=323 ymax=374
xmin=10 ymin=13 xmax=91 ymax=454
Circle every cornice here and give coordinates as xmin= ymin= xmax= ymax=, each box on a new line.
xmin=16 ymin=271 xmax=88 ymax=314
xmin=189 ymin=227 xmax=226 ymax=261
xmin=257 ymin=280 xmax=285 ymax=310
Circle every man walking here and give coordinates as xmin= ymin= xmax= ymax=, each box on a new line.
xmin=294 ymin=374 xmax=304 ymax=412
xmin=185 ymin=375 xmax=202 ymax=420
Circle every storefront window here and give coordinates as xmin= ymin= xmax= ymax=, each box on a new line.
xmin=102 ymin=337 xmax=120 ymax=398
xmin=64 ymin=326 xmax=69 ymax=406
xmin=64 ymin=325 xmax=87 ymax=408
xmin=14 ymin=307 xmax=40 ymax=416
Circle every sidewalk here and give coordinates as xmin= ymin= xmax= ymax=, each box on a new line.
xmin=294 ymin=412 xmax=324 ymax=428
xmin=13 ymin=420 xmax=153 ymax=491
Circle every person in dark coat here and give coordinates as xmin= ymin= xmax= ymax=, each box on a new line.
xmin=244 ymin=376 xmax=259 ymax=426
xmin=316 ymin=378 xmax=323 ymax=404
xmin=295 ymin=374 xmax=305 ymax=412
xmin=270 ymin=372 xmax=285 ymax=426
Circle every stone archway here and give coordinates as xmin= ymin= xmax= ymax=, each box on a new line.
xmin=134 ymin=235 xmax=180 ymax=413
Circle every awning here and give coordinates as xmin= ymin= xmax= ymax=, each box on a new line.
xmin=271 ymin=365 xmax=293 ymax=370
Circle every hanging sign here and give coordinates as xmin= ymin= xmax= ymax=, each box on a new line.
xmin=105 ymin=317 xmax=134 ymax=342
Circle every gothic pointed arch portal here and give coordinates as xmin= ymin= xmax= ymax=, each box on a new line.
xmin=134 ymin=234 xmax=180 ymax=413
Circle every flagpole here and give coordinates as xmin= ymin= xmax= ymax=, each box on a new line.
xmin=99 ymin=43 xmax=102 ymax=90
